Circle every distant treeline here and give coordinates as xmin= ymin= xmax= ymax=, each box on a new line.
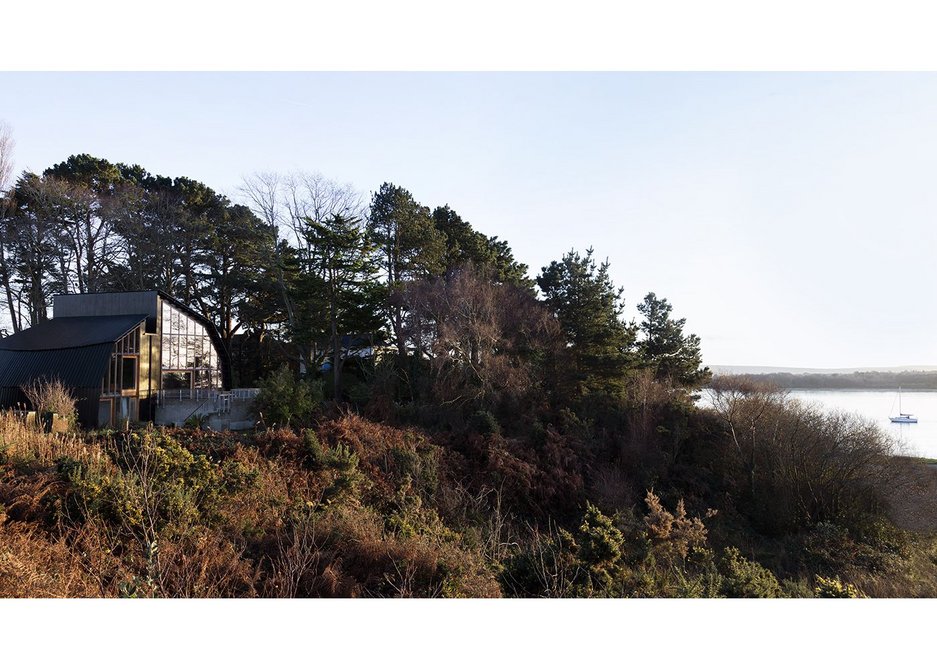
xmin=719 ymin=370 xmax=937 ymax=390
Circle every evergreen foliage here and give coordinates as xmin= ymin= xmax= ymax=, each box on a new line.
xmin=637 ymin=292 xmax=711 ymax=388
xmin=254 ymin=365 xmax=324 ymax=427
xmin=432 ymin=205 xmax=532 ymax=289
xmin=719 ymin=546 xmax=782 ymax=598
xmin=298 ymin=213 xmax=382 ymax=398
xmin=367 ymin=182 xmax=445 ymax=361
xmin=537 ymin=248 xmax=637 ymax=400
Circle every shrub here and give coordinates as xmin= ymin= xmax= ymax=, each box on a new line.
xmin=577 ymin=502 xmax=626 ymax=593
xmin=470 ymin=410 xmax=501 ymax=436
xmin=301 ymin=429 xmax=327 ymax=470
xmin=387 ymin=444 xmax=440 ymax=500
xmin=499 ymin=524 xmax=582 ymax=598
xmin=815 ymin=575 xmax=864 ymax=598
xmin=720 ymin=546 xmax=782 ymax=598
xmin=322 ymin=443 xmax=364 ymax=502
xmin=183 ymin=413 xmax=210 ymax=430
xmin=61 ymin=429 xmax=231 ymax=537
xmin=704 ymin=379 xmax=898 ymax=536
xmin=20 ymin=377 xmax=77 ymax=424
xmin=644 ymin=490 xmax=711 ymax=561
xmin=254 ymin=366 xmax=324 ymax=427
xmin=501 ymin=504 xmax=628 ymax=597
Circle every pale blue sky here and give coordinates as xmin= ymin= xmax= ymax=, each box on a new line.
xmin=3 ymin=72 xmax=937 ymax=368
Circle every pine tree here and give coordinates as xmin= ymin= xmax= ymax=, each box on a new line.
xmin=367 ymin=183 xmax=445 ymax=361
xmin=537 ymin=248 xmax=636 ymax=400
xmin=302 ymin=213 xmax=382 ymax=398
xmin=636 ymin=292 xmax=710 ymax=388
xmin=431 ymin=205 xmax=532 ymax=289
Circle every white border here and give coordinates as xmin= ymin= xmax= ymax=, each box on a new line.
xmin=3 ymin=1 xmax=937 ymax=70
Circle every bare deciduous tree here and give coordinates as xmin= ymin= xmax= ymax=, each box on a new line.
xmin=403 ymin=265 xmax=561 ymax=409
xmin=282 ymin=171 xmax=363 ymax=257
xmin=0 ymin=121 xmax=13 ymax=195
xmin=0 ymin=121 xmax=19 ymax=333
xmin=239 ymin=171 xmax=365 ymax=375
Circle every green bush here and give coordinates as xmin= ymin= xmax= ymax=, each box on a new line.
xmin=470 ymin=410 xmax=501 ymax=436
xmin=500 ymin=526 xmax=581 ymax=597
xmin=577 ymin=502 xmax=626 ymax=594
xmin=254 ymin=366 xmax=324 ymax=427
xmin=301 ymin=429 xmax=327 ymax=470
xmin=815 ymin=575 xmax=864 ymax=598
xmin=322 ymin=443 xmax=364 ymax=503
xmin=720 ymin=546 xmax=782 ymax=598
xmin=61 ymin=430 xmax=232 ymax=536
xmin=388 ymin=444 xmax=439 ymax=498
xmin=501 ymin=504 xmax=627 ymax=597
xmin=183 ymin=413 xmax=210 ymax=430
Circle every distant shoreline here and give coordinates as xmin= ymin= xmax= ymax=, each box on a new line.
xmin=710 ymin=370 xmax=937 ymax=391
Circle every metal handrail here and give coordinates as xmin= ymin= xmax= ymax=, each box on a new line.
xmin=156 ymin=387 xmax=259 ymax=405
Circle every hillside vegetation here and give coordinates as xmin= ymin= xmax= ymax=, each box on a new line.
xmin=3 ymin=375 xmax=937 ymax=598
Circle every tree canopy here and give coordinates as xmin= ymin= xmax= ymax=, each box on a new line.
xmin=637 ymin=292 xmax=710 ymax=388
xmin=0 ymin=149 xmax=709 ymax=407
xmin=537 ymin=248 xmax=637 ymax=400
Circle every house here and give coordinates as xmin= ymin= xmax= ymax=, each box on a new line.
xmin=0 ymin=290 xmax=232 ymax=428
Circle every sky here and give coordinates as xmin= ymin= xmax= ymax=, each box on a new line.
xmin=3 ymin=71 xmax=937 ymax=369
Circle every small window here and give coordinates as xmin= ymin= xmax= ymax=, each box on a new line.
xmin=117 ymin=397 xmax=138 ymax=422
xmin=121 ymin=357 xmax=137 ymax=391
xmin=98 ymin=399 xmax=112 ymax=427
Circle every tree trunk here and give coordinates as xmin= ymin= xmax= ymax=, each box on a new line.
xmin=0 ymin=239 xmax=20 ymax=333
xmin=331 ymin=282 xmax=342 ymax=400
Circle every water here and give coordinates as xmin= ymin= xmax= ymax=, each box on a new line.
xmin=699 ymin=388 xmax=937 ymax=458
xmin=783 ymin=389 xmax=937 ymax=459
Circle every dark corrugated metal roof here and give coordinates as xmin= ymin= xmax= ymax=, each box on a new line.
xmin=0 ymin=344 xmax=113 ymax=390
xmin=0 ymin=315 xmax=145 ymax=351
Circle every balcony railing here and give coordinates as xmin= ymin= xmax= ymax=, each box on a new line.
xmin=155 ymin=387 xmax=260 ymax=409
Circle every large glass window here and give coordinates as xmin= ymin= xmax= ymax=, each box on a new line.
xmin=160 ymin=301 xmax=223 ymax=390
xmin=103 ymin=327 xmax=140 ymax=396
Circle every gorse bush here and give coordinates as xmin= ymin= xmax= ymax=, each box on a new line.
xmin=501 ymin=503 xmax=631 ymax=597
xmin=301 ymin=429 xmax=327 ymax=470
xmin=815 ymin=575 xmax=864 ymax=598
xmin=321 ymin=443 xmax=364 ymax=503
xmin=644 ymin=490 xmax=711 ymax=561
xmin=719 ymin=547 xmax=782 ymax=598
xmin=577 ymin=502 xmax=626 ymax=594
xmin=469 ymin=410 xmax=501 ymax=436
xmin=61 ymin=429 xmax=241 ymax=538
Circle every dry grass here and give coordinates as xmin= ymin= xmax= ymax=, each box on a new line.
xmin=156 ymin=529 xmax=258 ymax=598
xmin=0 ymin=411 xmax=109 ymax=469
xmin=20 ymin=377 xmax=78 ymax=421
xmin=0 ymin=522 xmax=101 ymax=597
xmin=844 ymin=536 xmax=937 ymax=598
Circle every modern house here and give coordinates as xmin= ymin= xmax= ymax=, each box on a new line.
xmin=0 ymin=290 xmax=235 ymax=428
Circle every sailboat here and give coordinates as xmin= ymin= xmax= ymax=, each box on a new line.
xmin=889 ymin=387 xmax=918 ymax=423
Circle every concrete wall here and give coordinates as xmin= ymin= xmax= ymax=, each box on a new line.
xmin=154 ymin=398 xmax=256 ymax=430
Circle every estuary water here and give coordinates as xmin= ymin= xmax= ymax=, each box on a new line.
xmin=784 ymin=389 xmax=937 ymax=459
xmin=700 ymin=388 xmax=937 ymax=458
